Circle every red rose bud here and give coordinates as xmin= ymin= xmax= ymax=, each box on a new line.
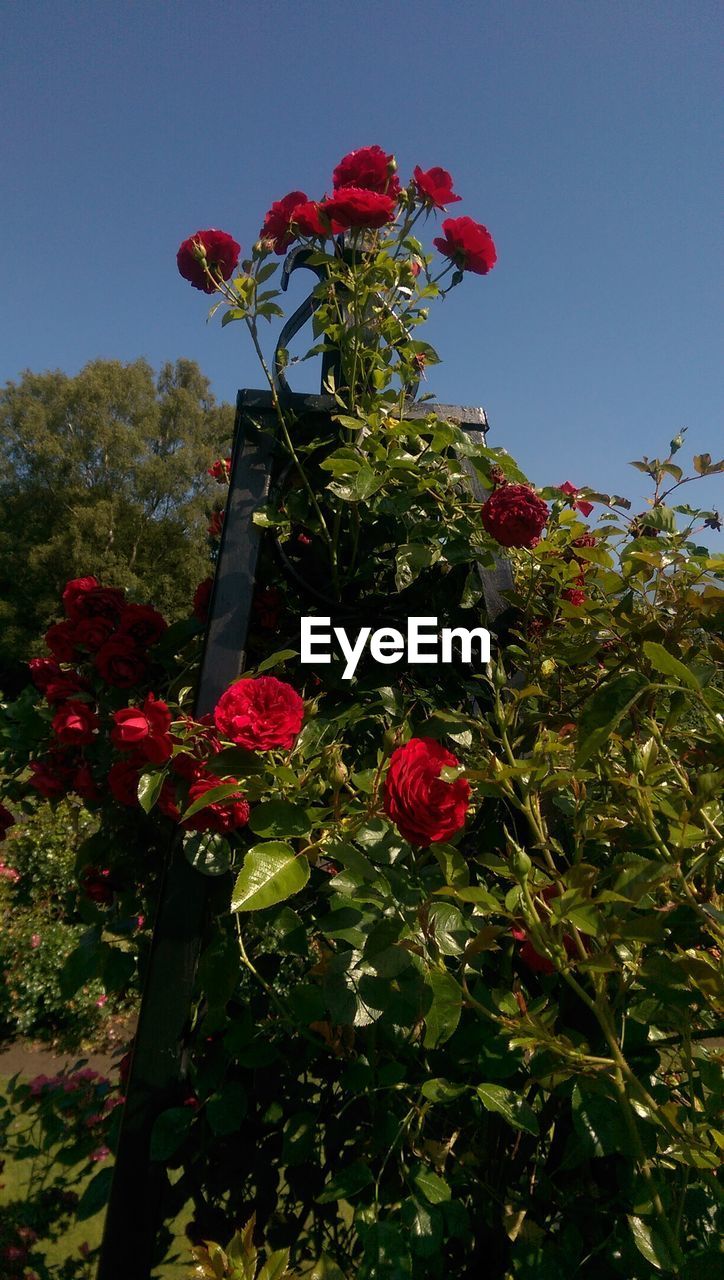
xmin=52 ymin=701 xmax=99 ymax=746
xmin=112 ymin=693 xmax=173 ymax=763
xmin=559 ymin=481 xmax=594 ymax=518
xmin=62 ymin=576 xmax=100 ymax=619
xmin=332 ymin=145 xmax=400 ymax=198
xmin=481 ymin=483 xmax=549 ymax=548
xmin=181 ymin=773 xmax=250 ymax=834
xmin=193 ymin=577 xmax=214 ymax=622
xmin=433 ymin=216 xmax=497 ymax=275
xmin=214 ymin=675 xmax=304 ymax=751
xmin=384 ymin=736 xmax=470 ymax=847
xmin=260 ymin=190 xmax=309 ymax=254
xmin=177 ymin=228 xmax=241 ymax=293
xmin=117 ymin=603 xmax=168 ymax=648
xmin=321 ymin=188 xmax=396 ymax=232
xmin=94 ymin=637 xmax=147 ymax=687
xmin=412 ymin=165 xmax=461 ymax=210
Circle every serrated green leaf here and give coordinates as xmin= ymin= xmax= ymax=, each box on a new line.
xmin=248 ymin=800 xmax=311 ymax=839
xmin=138 ymin=770 xmax=165 ymax=814
xmin=423 ymin=968 xmax=462 ymax=1048
xmin=231 ymin=843 xmax=309 ymax=912
xmin=183 ymin=831 xmax=232 ymax=876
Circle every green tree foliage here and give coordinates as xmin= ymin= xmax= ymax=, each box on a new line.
xmin=0 ymin=357 xmax=233 ymax=676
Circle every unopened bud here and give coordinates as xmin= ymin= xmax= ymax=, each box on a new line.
xmin=510 ymin=846 xmax=532 ymax=880
xmin=540 ymin=659 xmax=556 ymax=678
xmin=388 ymin=156 xmax=398 ymax=175
xmin=191 ymin=238 xmax=207 ymax=263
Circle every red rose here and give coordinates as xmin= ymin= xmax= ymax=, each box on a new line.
xmin=481 ymin=483 xmax=549 ymax=549
xmin=332 ymin=146 xmax=400 ymax=198
xmin=182 ymin=773 xmax=250 ymax=834
xmin=62 ymin=576 xmax=100 ymax=620
xmin=559 ymin=481 xmax=594 ymax=518
xmin=208 ymin=456 xmax=232 ymax=484
xmin=254 ymin=586 xmax=283 ymax=631
xmin=291 ymin=200 xmax=343 ymax=238
xmin=44 ymin=673 xmax=88 ymax=705
xmin=433 ymin=216 xmax=497 ymax=275
xmin=208 ymin=508 xmax=225 ymax=539
xmin=0 ymin=804 xmax=13 ymax=841
xmin=45 ymin=621 xmax=79 ymax=662
xmin=52 ymin=701 xmax=99 ymax=746
xmin=117 ymin=604 xmax=168 ymax=649
xmin=72 ymin=763 xmax=101 ymax=804
xmin=412 ymin=166 xmax=461 ymax=210
xmin=260 ymin=190 xmax=309 ymax=254
xmin=562 ymin=588 xmax=586 ymax=608
xmin=511 ymin=887 xmax=578 ymax=974
xmin=29 ymin=757 xmax=71 ymax=799
xmin=171 ymin=714 xmax=222 ymax=780
xmin=74 ymin=616 xmax=116 ymax=651
xmin=158 ymin=779 xmax=181 ymax=821
xmin=71 ymin=585 xmax=126 ymax=623
xmin=112 ymin=693 xmax=173 ymax=763
xmin=28 ymin=657 xmax=62 ymax=691
xmin=384 ymin=737 xmax=470 ymax=847
xmin=193 ymin=577 xmax=214 ymax=622
xmin=95 ymin=638 xmax=147 ymax=688
xmin=177 ymin=229 xmax=241 ymax=294
xmin=321 ymin=188 xmax=396 ymax=232
xmin=80 ymin=865 xmax=114 ymax=905
xmin=108 ymin=756 xmax=144 ymax=806
xmin=214 ymin=675 xmax=304 ymax=751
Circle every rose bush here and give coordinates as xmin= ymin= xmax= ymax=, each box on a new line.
xmin=0 ymin=145 xmax=722 ymax=1278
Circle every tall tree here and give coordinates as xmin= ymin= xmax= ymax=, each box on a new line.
xmin=0 ymin=358 xmax=233 ymax=679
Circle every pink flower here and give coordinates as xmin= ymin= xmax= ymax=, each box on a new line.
xmin=90 ymin=1145 xmax=111 ymax=1162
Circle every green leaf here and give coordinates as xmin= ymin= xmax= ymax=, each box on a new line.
xmin=258 ymin=1251 xmax=291 ymax=1280
xmin=643 ymin=641 xmax=700 ymax=691
xmin=221 ymin=307 xmax=247 ymax=327
xmin=137 ymin=770 xmax=165 ymax=814
xmin=256 ymin=648 xmax=299 ymax=673
xmin=149 ymin=1106 xmax=194 ymax=1161
xmin=420 ymin=1078 xmax=468 ymax=1103
xmin=231 ymin=843 xmax=309 ymax=912
xmin=394 ymin=543 xmax=439 ymax=591
xmin=59 ymin=928 xmax=103 ymax=998
xmin=423 ymin=968 xmax=462 ymax=1048
xmin=358 ymin=1222 xmax=412 ymax=1279
xmin=413 ymin=1168 xmax=452 ymax=1204
xmin=476 ymin=1084 xmax=539 ymax=1135
xmin=248 ymin=800 xmax=311 ymax=839
xmin=183 ymin=831 xmax=232 ymax=876
xmin=76 ymin=1165 xmax=113 ymax=1220
xmin=576 ymin=671 xmax=649 ymax=765
xmin=182 ymin=781 xmax=245 ymax=821
xmin=316 ymin=1160 xmax=374 ymax=1203
xmin=206 ymin=1082 xmax=247 ymax=1135
xmin=628 ymin=1215 xmax=682 ymax=1272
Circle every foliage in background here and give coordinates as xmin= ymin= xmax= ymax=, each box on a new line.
xmin=0 ymin=357 xmax=233 ymax=682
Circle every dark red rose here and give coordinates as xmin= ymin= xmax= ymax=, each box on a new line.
xmin=158 ymin=779 xmax=181 ymax=821
xmin=117 ymin=604 xmax=168 ymax=649
xmin=29 ymin=758 xmax=71 ymax=799
xmin=44 ymin=673 xmax=88 ymax=705
xmin=108 ymin=756 xmax=144 ymax=807
xmin=208 ymin=456 xmax=232 ymax=483
xmin=332 ymin=146 xmax=400 ymax=198
xmin=71 ymin=585 xmax=126 ymax=623
xmin=433 ymin=216 xmax=497 ymax=275
xmin=28 ymin=657 xmax=63 ymax=690
xmin=177 ymin=229 xmax=241 ymax=294
xmin=321 ymin=188 xmax=396 ymax=232
xmin=72 ymin=763 xmax=101 ymax=804
xmin=95 ymin=638 xmax=147 ymax=688
xmin=171 ymin=714 xmax=222 ymax=780
xmin=80 ymin=865 xmax=114 ymax=905
xmin=182 ymin=772 xmax=250 ymax=834
xmin=45 ymin=620 xmax=79 ymax=662
xmin=62 ymin=576 xmax=100 ymax=620
xmin=413 ymin=165 xmax=461 ymax=210
xmin=260 ymin=190 xmax=308 ymax=254
xmin=481 ymin=483 xmax=549 ymax=549
xmin=559 ymin=481 xmax=594 ymax=518
xmin=74 ymin=616 xmax=116 ymax=651
xmin=254 ymin=586 xmax=283 ymax=630
xmin=208 ymin=508 xmax=225 ymax=539
xmin=52 ymin=701 xmax=99 ymax=746
xmin=562 ymin=587 xmax=586 ymax=608
xmin=214 ymin=675 xmax=304 ymax=751
xmin=112 ymin=693 xmax=173 ymax=763
xmin=384 ymin=736 xmax=470 ymax=847
xmin=511 ymin=886 xmax=578 ymax=974
xmin=193 ymin=577 xmax=214 ymax=622
xmin=0 ymin=804 xmax=13 ymax=841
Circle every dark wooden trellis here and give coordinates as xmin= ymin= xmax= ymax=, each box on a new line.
xmin=97 ymin=259 xmax=513 ymax=1276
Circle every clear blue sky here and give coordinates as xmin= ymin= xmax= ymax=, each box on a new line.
xmin=2 ymin=0 xmax=722 ymax=523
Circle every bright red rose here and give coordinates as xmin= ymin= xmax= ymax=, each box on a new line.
xmin=62 ymin=576 xmax=100 ymax=620
xmin=481 ymin=483 xmax=549 ymax=549
xmin=260 ymin=190 xmax=309 ymax=254
xmin=117 ymin=604 xmax=168 ymax=649
xmin=72 ymin=763 xmax=101 ymax=804
xmin=208 ymin=456 xmax=232 ymax=483
xmin=71 ymin=585 xmax=125 ymax=623
xmin=412 ymin=165 xmax=461 ymax=209
xmin=74 ymin=616 xmax=116 ymax=651
xmin=94 ymin=638 xmax=147 ymax=688
xmin=214 ymin=675 xmax=304 ymax=751
xmin=433 ymin=216 xmax=497 ymax=275
xmin=291 ymin=200 xmax=343 ymax=238
xmin=321 ymin=188 xmax=396 ymax=232
xmin=0 ymin=804 xmax=13 ymax=841
xmin=193 ymin=577 xmax=213 ymax=623
xmin=45 ymin=621 xmax=79 ymax=662
xmin=112 ymin=693 xmax=173 ymax=763
xmin=177 ymin=228 xmax=241 ymax=293
xmin=28 ymin=657 xmax=62 ymax=691
xmin=108 ymin=756 xmax=144 ymax=807
xmin=559 ymin=481 xmax=594 ymax=518
xmin=44 ymin=673 xmax=88 ymax=705
xmin=52 ymin=701 xmax=99 ymax=746
xmin=182 ymin=773 xmax=250 ymax=834
xmin=80 ymin=865 xmax=114 ymax=905
xmin=384 ymin=737 xmax=470 ymax=847
xmin=332 ymin=146 xmax=400 ymax=198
